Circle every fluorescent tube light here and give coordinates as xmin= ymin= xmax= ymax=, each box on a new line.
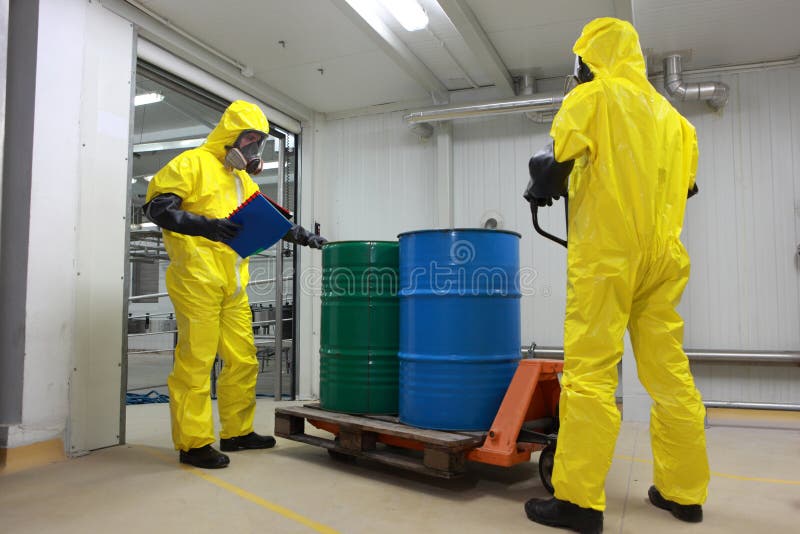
xmin=133 ymin=138 xmax=206 ymax=153
xmin=379 ymin=0 xmax=428 ymax=31
xmin=345 ymin=0 xmax=429 ymax=31
xmin=134 ymin=92 xmax=165 ymax=106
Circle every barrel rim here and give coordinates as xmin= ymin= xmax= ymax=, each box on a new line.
xmin=323 ymin=240 xmax=399 ymax=246
xmin=397 ymin=228 xmax=521 ymax=238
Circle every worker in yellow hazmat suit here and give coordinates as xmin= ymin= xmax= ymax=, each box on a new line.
xmin=145 ymin=100 xmax=326 ymax=469
xmin=523 ymin=18 xmax=708 ymax=532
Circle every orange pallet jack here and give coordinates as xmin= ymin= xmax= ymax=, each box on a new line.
xmin=468 ymin=358 xmax=562 ymax=491
xmin=274 ymin=358 xmax=563 ymax=492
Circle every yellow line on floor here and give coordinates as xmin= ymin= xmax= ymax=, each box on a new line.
xmin=614 ymin=454 xmax=800 ymax=486
xmin=141 ymin=447 xmax=340 ymax=534
xmin=707 ymin=471 xmax=800 ymax=485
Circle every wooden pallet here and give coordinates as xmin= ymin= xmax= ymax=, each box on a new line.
xmin=274 ymin=404 xmax=487 ymax=478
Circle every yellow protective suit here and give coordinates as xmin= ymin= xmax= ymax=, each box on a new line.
xmin=548 ymin=18 xmax=709 ymax=510
xmin=145 ymin=100 xmax=269 ymax=451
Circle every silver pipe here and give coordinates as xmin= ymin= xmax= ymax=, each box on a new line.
xmin=522 ymin=347 xmax=800 ymax=364
xmin=688 ymin=350 xmax=800 ymax=364
xmin=403 ymin=94 xmax=563 ymax=124
xmin=402 ymin=50 xmax=783 ymax=126
xmin=523 ymin=347 xmax=799 ymax=412
xmin=656 ymin=54 xmax=800 ymax=78
xmin=664 ymin=54 xmax=729 ymax=111
xmin=523 ymin=346 xmax=564 ymax=359
xmin=704 ymin=401 xmax=799 ymax=412
xmin=128 ymin=311 xmax=175 ymax=319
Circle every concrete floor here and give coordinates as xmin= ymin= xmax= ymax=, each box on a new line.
xmin=1 ymin=400 xmax=798 ymax=533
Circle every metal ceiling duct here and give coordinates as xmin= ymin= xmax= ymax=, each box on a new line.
xmin=404 ymin=52 xmax=732 ymax=125
xmin=664 ymin=54 xmax=729 ymax=111
xmin=403 ymin=94 xmax=564 ymax=124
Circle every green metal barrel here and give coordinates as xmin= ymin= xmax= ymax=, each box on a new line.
xmin=320 ymin=241 xmax=399 ymax=414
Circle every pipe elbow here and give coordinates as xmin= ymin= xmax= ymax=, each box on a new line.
xmin=665 ymin=78 xmax=687 ymax=98
xmin=707 ymin=82 xmax=729 ymax=111
xmin=663 ymin=54 xmax=728 ymax=111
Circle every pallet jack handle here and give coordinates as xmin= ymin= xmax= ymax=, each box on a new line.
xmin=530 ymin=197 xmax=568 ymax=249
xmin=467 ymin=359 xmax=563 ymax=467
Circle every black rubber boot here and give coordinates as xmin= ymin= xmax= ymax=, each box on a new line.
xmin=525 ymin=497 xmax=603 ymax=533
xmin=648 ymin=486 xmax=703 ymax=523
xmin=220 ymin=431 xmax=277 ymax=452
xmin=179 ymin=444 xmax=230 ymax=469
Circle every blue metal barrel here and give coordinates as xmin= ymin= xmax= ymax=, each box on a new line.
xmin=397 ymin=229 xmax=521 ymax=430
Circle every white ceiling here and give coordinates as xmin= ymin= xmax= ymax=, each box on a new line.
xmin=130 ymin=0 xmax=800 ymax=115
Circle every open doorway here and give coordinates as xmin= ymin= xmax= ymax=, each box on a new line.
xmin=125 ymin=62 xmax=299 ymax=429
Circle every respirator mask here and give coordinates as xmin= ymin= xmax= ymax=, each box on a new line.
xmin=563 ymin=55 xmax=594 ymax=95
xmin=225 ymin=129 xmax=269 ymax=175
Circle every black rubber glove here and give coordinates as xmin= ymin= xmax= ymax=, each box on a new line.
xmin=143 ymin=193 xmax=242 ymax=242
xmin=524 ymin=142 xmax=574 ymax=207
xmin=283 ymin=224 xmax=328 ymax=249
xmin=307 ymin=235 xmax=328 ymax=249
xmin=200 ymin=219 xmax=242 ymax=242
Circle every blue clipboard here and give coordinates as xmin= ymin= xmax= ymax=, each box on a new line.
xmin=225 ymin=192 xmax=293 ymax=258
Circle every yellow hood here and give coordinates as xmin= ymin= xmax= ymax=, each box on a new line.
xmin=573 ymin=17 xmax=649 ymax=91
xmin=203 ymin=100 xmax=270 ymax=160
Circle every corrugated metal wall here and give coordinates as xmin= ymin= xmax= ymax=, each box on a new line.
xmin=675 ymin=66 xmax=800 ymax=404
xmin=317 ymin=63 xmax=800 ymax=405
xmin=679 ymin=67 xmax=800 ymax=351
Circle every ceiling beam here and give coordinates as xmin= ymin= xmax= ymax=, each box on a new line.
xmin=330 ymin=0 xmax=448 ymax=103
xmin=435 ymin=0 xmax=515 ymax=97
xmin=102 ymin=0 xmax=310 ymax=127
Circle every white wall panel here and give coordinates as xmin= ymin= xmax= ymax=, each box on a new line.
xmin=316 ymin=111 xmax=437 ymax=242
xmin=4 ymin=0 xmax=134 ymax=450
xmin=70 ymin=2 xmax=133 ymax=452
xmin=308 ymin=111 xmax=436 ymax=398
xmin=453 ymin=115 xmax=567 ymax=349
xmin=7 ymin=0 xmax=85 ymax=448
xmin=678 ymin=66 xmax=800 ymax=352
xmin=675 ymin=65 xmax=800 ymax=405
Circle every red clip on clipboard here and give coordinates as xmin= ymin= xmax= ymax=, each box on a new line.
xmin=225 ymin=192 xmax=293 ymax=258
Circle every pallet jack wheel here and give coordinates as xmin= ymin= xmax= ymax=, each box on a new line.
xmin=538 ymin=444 xmax=556 ymax=494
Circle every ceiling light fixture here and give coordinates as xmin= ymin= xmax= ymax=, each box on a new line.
xmin=379 ymin=0 xmax=428 ymax=31
xmin=134 ymin=92 xmax=165 ymax=106
xmin=133 ymin=138 xmax=206 ymax=153
xmin=345 ymin=0 xmax=429 ymax=32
